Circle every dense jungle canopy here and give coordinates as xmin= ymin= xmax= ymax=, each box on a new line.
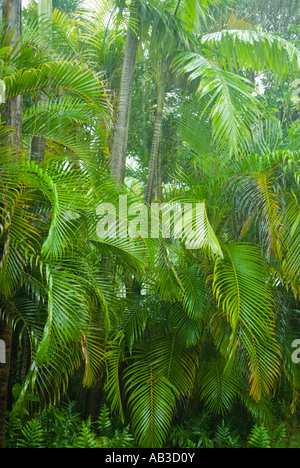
xmin=0 ymin=0 xmax=299 ymax=449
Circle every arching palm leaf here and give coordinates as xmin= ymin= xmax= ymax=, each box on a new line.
xmin=124 ymin=344 xmax=178 ymax=448
xmin=213 ymin=243 xmax=281 ymax=402
xmin=5 ymin=61 xmax=109 ymax=115
xmin=198 ymin=355 xmax=240 ymax=415
xmin=283 ymin=194 xmax=300 ymax=297
xmin=175 ymin=52 xmax=259 ymax=154
xmin=230 ymin=165 xmax=287 ymax=259
xmin=201 ymin=29 xmax=300 ymax=78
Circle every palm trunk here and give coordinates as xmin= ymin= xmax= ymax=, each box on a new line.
xmin=110 ymin=3 xmax=140 ymax=182
xmin=30 ymin=132 xmax=47 ymax=161
xmin=2 ymin=0 xmax=22 ymax=145
xmin=157 ymin=140 xmax=163 ymax=202
xmin=145 ymin=63 xmax=167 ymax=205
xmin=30 ymin=0 xmax=52 ymax=162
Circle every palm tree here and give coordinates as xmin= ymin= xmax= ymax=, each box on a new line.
xmin=110 ymin=0 xmax=218 ymax=183
xmin=145 ymin=60 xmax=167 ymax=204
xmin=0 ymin=3 xmax=162 ymax=443
xmin=3 ymin=5 xmax=113 ymax=174
xmin=142 ymin=3 xmax=300 ymax=204
xmin=104 ymin=110 xmax=300 ymax=447
xmin=1 ymin=0 xmax=22 ymax=143
xmin=175 ymin=15 xmax=300 ymax=156
xmin=0 ymin=8 xmax=114 ymax=446
xmin=144 ymin=0 xmax=221 ymax=204
xmin=110 ymin=0 xmax=141 ymax=182
xmin=1 ymin=1 xmax=299 ymax=450
xmin=29 ymin=0 xmax=52 ymax=161
xmin=103 ymin=6 xmax=300 ymax=448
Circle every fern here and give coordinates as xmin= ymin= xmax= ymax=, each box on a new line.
xmin=248 ymin=424 xmax=271 ymax=449
xmin=110 ymin=425 xmax=135 ymax=449
xmin=17 ymin=420 xmax=44 ymax=448
xmin=76 ymin=420 xmax=98 ymax=449
xmin=97 ymin=404 xmax=113 ymax=437
xmin=270 ymin=423 xmax=287 ymax=448
xmin=215 ymin=420 xmax=240 ymax=449
xmin=170 ymin=412 xmax=215 ymax=449
xmin=4 ymin=418 xmax=23 ymax=448
xmin=39 ymin=401 xmax=82 ymax=448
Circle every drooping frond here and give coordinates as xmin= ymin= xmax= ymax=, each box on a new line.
xmin=198 ymin=355 xmax=240 ymax=415
xmin=230 ymin=165 xmax=287 ymax=259
xmin=213 ymin=243 xmax=281 ymax=401
xmin=201 ymin=29 xmax=300 ymax=79
xmin=283 ymin=194 xmax=300 ymax=297
xmin=124 ymin=344 xmax=178 ymax=448
xmin=175 ymin=52 xmax=259 ymax=153
xmin=5 ymin=61 xmax=109 ymax=116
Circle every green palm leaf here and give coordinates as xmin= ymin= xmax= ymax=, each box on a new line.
xmin=201 ymin=29 xmax=300 ymax=78
xmin=198 ymin=356 xmax=240 ymax=415
xmin=105 ymin=334 xmax=126 ymax=422
xmin=5 ymin=61 xmax=109 ymax=116
xmin=124 ymin=346 xmax=178 ymax=448
xmin=175 ymin=52 xmax=259 ymax=153
xmin=230 ymin=165 xmax=286 ymax=259
xmin=283 ymin=195 xmax=300 ymax=297
xmin=183 ymin=201 xmax=223 ymax=255
xmin=151 ymin=330 xmax=198 ymax=396
xmin=213 ymin=243 xmax=281 ymax=402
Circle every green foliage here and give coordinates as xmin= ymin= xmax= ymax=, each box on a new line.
xmin=201 ymin=30 xmax=300 ymax=79
xmin=247 ymin=424 xmax=272 ymax=448
xmin=76 ymin=420 xmax=99 ymax=449
xmin=198 ymin=357 xmax=240 ymax=415
xmin=109 ymin=425 xmax=136 ymax=448
xmin=247 ymin=422 xmax=288 ymax=449
xmin=97 ymin=404 xmax=113 ymax=437
xmin=4 ymin=400 xmax=297 ymax=448
xmin=170 ymin=411 xmax=215 ymax=448
xmin=215 ymin=420 xmax=241 ymax=448
xmin=124 ymin=346 xmax=178 ymax=448
xmin=5 ymin=402 xmax=136 ymax=448
xmin=17 ymin=420 xmax=44 ymax=449
xmin=1 ymin=0 xmax=300 ymax=451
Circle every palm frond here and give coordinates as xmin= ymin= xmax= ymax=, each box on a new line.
xmin=201 ymin=29 xmax=300 ymax=79
xmin=183 ymin=201 xmax=223 ymax=256
xmin=179 ymin=266 xmax=208 ymax=320
xmin=175 ymin=52 xmax=259 ymax=154
xmin=105 ymin=334 xmax=126 ymax=422
xmin=5 ymin=61 xmax=109 ymax=117
xmin=213 ymin=243 xmax=281 ymax=401
xmin=151 ymin=330 xmax=198 ymax=395
xmin=230 ymin=165 xmax=287 ymax=259
xmin=169 ymin=302 xmax=203 ymax=347
xmin=198 ymin=356 xmax=240 ymax=415
xmin=283 ymin=195 xmax=300 ymax=297
xmin=124 ymin=344 xmax=178 ymax=448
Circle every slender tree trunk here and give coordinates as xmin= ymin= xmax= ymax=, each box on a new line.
xmin=156 ymin=140 xmax=163 ymax=202
xmin=30 ymin=0 xmax=52 ymax=162
xmin=144 ymin=0 xmax=179 ymax=201
xmin=110 ymin=3 xmax=140 ymax=182
xmin=145 ymin=63 xmax=167 ymax=205
xmin=1 ymin=0 xmax=22 ymax=145
xmin=0 ymin=0 xmax=22 ymax=449
xmin=30 ymin=131 xmax=47 ymax=161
